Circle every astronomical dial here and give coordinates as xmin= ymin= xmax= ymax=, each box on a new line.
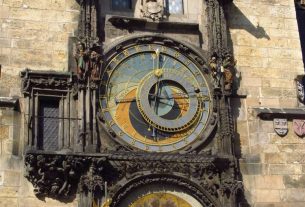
xmin=100 ymin=43 xmax=212 ymax=152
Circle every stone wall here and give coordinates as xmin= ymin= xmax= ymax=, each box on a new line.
xmin=0 ymin=0 xmax=79 ymax=206
xmin=227 ymin=0 xmax=305 ymax=206
xmin=0 ymin=0 xmax=79 ymax=97
xmin=0 ymin=0 xmax=304 ymax=206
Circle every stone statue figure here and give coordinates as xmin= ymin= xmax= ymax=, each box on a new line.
xmin=222 ymin=53 xmax=237 ymax=92
xmin=141 ymin=0 xmax=164 ymax=21
xmin=209 ymin=52 xmax=237 ymax=93
xmin=74 ymin=42 xmax=88 ymax=79
xmin=74 ymin=41 xmax=102 ymax=81
xmin=209 ymin=53 xmax=220 ymax=88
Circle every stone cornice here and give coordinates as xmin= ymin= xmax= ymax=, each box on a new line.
xmin=0 ymin=97 xmax=19 ymax=109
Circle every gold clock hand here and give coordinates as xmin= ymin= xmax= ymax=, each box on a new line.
xmin=114 ymin=97 xmax=136 ymax=103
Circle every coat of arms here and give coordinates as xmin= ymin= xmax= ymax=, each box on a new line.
xmin=273 ymin=118 xmax=288 ymax=136
xmin=293 ymin=119 xmax=305 ymax=137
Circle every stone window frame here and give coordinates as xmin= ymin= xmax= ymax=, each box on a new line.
xmin=21 ymin=70 xmax=77 ymax=153
xmin=29 ymin=88 xmax=74 ymax=152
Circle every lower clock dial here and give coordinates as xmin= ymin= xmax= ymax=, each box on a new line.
xmin=100 ymin=43 xmax=212 ymax=152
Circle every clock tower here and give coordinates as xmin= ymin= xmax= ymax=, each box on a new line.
xmin=24 ymin=0 xmax=245 ymax=206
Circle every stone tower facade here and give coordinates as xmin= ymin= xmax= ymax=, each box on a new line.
xmin=0 ymin=0 xmax=304 ymax=207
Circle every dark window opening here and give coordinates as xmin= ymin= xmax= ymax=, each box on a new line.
xmin=296 ymin=1 xmax=305 ymax=68
xmin=112 ymin=0 xmax=132 ymax=11
xmin=38 ymin=99 xmax=60 ymax=151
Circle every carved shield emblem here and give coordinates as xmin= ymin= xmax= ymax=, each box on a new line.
xmin=273 ymin=119 xmax=288 ymax=136
xmin=293 ymin=119 xmax=305 ymax=137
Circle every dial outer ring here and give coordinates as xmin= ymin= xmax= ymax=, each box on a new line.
xmin=136 ymin=71 xmax=201 ymax=132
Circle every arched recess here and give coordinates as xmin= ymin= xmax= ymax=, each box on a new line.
xmin=110 ymin=174 xmax=221 ymax=207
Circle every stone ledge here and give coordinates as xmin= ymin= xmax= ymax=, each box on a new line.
xmin=107 ymin=15 xmax=199 ymax=33
xmin=0 ymin=97 xmax=19 ymax=110
xmin=252 ymin=107 xmax=305 ymax=120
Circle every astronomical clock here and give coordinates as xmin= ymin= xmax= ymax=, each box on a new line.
xmin=99 ymin=37 xmax=216 ymax=153
xmin=22 ymin=0 xmax=245 ymax=207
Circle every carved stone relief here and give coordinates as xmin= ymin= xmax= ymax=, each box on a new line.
xmin=273 ymin=118 xmax=288 ymax=136
xmin=141 ymin=0 xmax=165 ymax=21
xmin=25 ymin=153 xmax=242 ymax=206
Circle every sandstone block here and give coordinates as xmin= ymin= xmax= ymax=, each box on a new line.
xmin=268 ymin=48 xmax=302 ymax=60
xmin=236 ymin=121 xmax=249 ymax=137
xmin=0 ymin=126 xmax=9 ymax=140
xmin=65 ymin=0 xmax=80 ymax=11
xmin=49 ymin=0 xmax=65 ymax=11
xmin=246 ymin=98 xmax=260 ymax=107
xmin=22 ymin=0 xmax=49 ymax=10
xmin=286 ymin=153 xmax=305 ymax=164
xmin=249 ymin=133 xmax=269 ymax=146
xmin=279 ymin=144 xmax=305 ymax=153
xmin=11 ymin=48 xmax=53 ymax=68
xmin=269 ymin=79 xmax=295 ymax=89
xmin=0 ymin=198 xmax=18 ymax=207
xmin=254 ymin=175 xmax=285 ymax=189
xmin=0 ymin=186 xmax=18 ymax=197
xmin=255 ymin=189 xmax=281 ymax=202
xmin=243 ymin=86 xmax=261 ymax=97
xmin=284 ymin=19 xmax=299 ymax=30
xmin=265 ymin=153 xmax=286 ymax=164
xmin=18 ymin=197 xmax=78 ymax=207
xmin=23 ymin=21 xmax=48 ymax=31
xmin=42 ymin=11 xmax=77 ymax=23
xmin=287 ymin=39 xmax=302 ymax=50
xmin=269 ymin=164 xmax=300 ymax=175
xmin=11 ymin=39 xmax=31 ymax=49
xmin=259 ymin=98 xmax=280 ymax=107
xmin=263 ymin=144 xmax=280 ymax=153
xmin=240 ymin=163 xmax=265 ymax=175
xmin=283 ymin=175 xmax=305 ymax=188
xmin=9 ymin=8 xmax=42 ymax=21
xmin=258 ymin=120 xmax=274 ymax=133
xmin=254 ymin=203 xmax=282 ymax=207
xmin=0 ymin=5 xmax=9 ymax=18
xmin=280 ymin=189 xmax=305 ymax=202
xmin=0 ymin=171 xmax=3 ymax=185
xmin=3 ymin=140 xmax=13 ymax=155
xmin=0 ymin=38 xmax=11 ymax=48
xmin=3 ymin=171 xmax=20 ymax=187
xmin=0 ymin=54 xmax=10 ymax=65
xmin=235 ymin=46 xmax=268 ymax=57
xmin=282 ymin=89 xmax=296 ymax=99
xmin=242 ymin=77 xmax=262 ymax=87
xmin=3 ymin=0 xmax=23 ymax=8
xmin=258 ymin=16 xmax=285 ymax=29
xmin=243 ymin=154 xmax=262 ymax=163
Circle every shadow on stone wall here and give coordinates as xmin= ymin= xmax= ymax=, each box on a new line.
xmin=223 ymin=3 xmax=272 ymax=206
xmin=225 ymin=3 xmax=270 ymax=51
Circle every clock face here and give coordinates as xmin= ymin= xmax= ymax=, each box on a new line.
xmin=100 ymin=42 xmax=212 ymax=152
